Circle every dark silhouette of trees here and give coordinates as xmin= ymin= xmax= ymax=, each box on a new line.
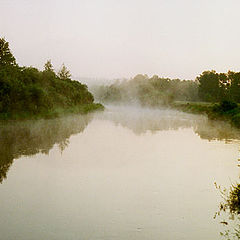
xmin=228 ymin=71 xmax=240 ymax=102
xmin=0 ymin=38 xmax=97 ymax=119
xmin=58 ymin=63 xmax=71 ymax=80
xmin=0 ymin=38 xmax=16 ymax=67
xmin=44 ymin=60 xmax=54 ymax=72
xmin=197 ymin=71 xmax=221 ymax=102
xmin=197 ymin=71 xmax=240 ymax=103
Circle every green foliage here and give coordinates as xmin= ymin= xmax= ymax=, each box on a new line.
xmin=44 ymin=60 xmax=54 ymax=72
xmin=93 ymin=70 xmax=240 ymax=109
xmin=93 ymin=74 xmax=199 ymax=106
xmin=197 ymin=70 xmax=221 ymax=102
xmin=198 ymin=70 xmax=240 ymax=103
xmin=209 ymin=100 xmax=240 ymax=125
xmin=172 ymin=101 xmax=213 ymax=115
xmin=213 ymin=100 xmax=238 ymax=113
xmin=215 ymin=182 xmax=240 ymax=240
xmin=215 ymin=182 xmax=240 ymax=216
xmin=0 ymin=38 xmax=101 ymax=119
xmin=0 ymin=38 xmax=16 ymax=67
xmin=58 ymin=63 xmax=71 ymax=80
xmin=231 ymin=113 xmax=240 ymax=128
xmin=173 ymin=100 xmax=240 ymax=128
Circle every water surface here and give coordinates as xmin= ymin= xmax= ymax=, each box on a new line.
xmin=0 ymin=106 xmax=239 ymax=240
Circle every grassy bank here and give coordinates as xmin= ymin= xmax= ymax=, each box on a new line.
xmin=171 ymin=101 xmax=240 ymax=128
xmin=172 ymin=101 xmax=213 ymax=114
xmin=0 ymin=103 xmax=104 ymax=120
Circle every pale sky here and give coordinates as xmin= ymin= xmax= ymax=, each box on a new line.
xmin=1 ymin=0 xmax=240 ymax=81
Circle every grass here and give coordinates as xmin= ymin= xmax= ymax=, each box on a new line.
xmin=0 ymin=103 xmax=104 ymax=121
xmin=171 ymin=101 xmax=240 ymax=128
xmin=171 ymin=101 xmax=214 ymax=114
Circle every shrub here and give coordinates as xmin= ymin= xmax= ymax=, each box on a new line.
xmin=219 ymin=100 xmax=238 ymax=112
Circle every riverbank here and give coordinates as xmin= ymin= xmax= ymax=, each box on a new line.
xmin=0 ymin=103 xmax=104 ymax=120
xmin=0 ymin=39 xmax=105 ymax=122
xmin=171 ymin=101 xmax=240 ymax=128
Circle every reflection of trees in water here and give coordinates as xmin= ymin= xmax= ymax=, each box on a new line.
xmin=194 ymin=120 xmax=240 ymax=143
xmin=99 ymin=107 xmax=203 ymax=135
xmin=215 ymin=182 xmax=240 ymax=239
xmin=2 ymin=105 xmax=240 ymax=185
xmin=100 ymin=106 xmax=240 ymax=142
xmin=102 ymin=105 xmax=240 ymax=240
xmin=99 ymin=107 xmax=240 ymax=238
xmin=0 ymin=114 xmax=93 ymax=183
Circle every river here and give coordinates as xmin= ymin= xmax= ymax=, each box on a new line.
xmin=0 ymin=105 xmax=239 ymax=240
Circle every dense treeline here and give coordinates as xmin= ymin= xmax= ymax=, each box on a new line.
xmin=93 ymin=70 xmax=240 ymax=105
xmin=92 ymin=71 xmax=240 ymax=127
xmin=0 ymin=38 xmax=102 ymax=119
xmin=198 ymin=70 xmax=240 ymax=102
xmin=92 ymin=74 xmax=199 ymax=106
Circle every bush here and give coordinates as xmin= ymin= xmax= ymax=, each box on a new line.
xmin=232 ymin=113 xmax=240 ymax=128
xmin=0 ymin=38 xmax=100 ymax=119
xmin=219 ymin=100 xmax=238 ymax=112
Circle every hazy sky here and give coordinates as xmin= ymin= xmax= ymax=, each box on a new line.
xmin=1 ymin=0 xmax=240 ymax=81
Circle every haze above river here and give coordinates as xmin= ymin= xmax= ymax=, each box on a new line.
xmin=0 ymin=105 xmax=239 ymax=240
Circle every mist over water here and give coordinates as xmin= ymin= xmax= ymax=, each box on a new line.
xmin=96 ymin=105 xmax=240 ymax=141
xmin=0 ymin=105 xmax=239 ymax=240
xmin=97 ymin=105 xmax=199 ymax=134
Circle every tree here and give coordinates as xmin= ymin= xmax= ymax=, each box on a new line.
xmin=58 ymin=63 xmax=71 ymax=80
xmin=44 ymin=60 xmax=54 ymax=72
xmin=43 ymin=60 xmax=56 ymax=80
xmin=0 ymin=38 xmax=17 ymax=67
xmin=228 ymin=71 xmax=240 ymax=102
xmin=197 ymin=70 xmax=221 ymax=102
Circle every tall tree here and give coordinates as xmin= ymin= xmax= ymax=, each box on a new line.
xmin=43 ymin=60 xmax=56 ymax=80
xmin=44 ymin=60 xmax=54 ymax=72
xmin=58 ymin=63 xmax=71 ymax=80
xmin=0 ymin=38 xmax=17 ymax=67
xmin=228 ymin=71 xmax=240 ymax=102
xmin=197 ymin=71 xmax=220 ymax=102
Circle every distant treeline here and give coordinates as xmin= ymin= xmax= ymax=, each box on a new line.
xmin=0 ymin=38 xmax=102 ymax=119
xmin=92 ymin=71 xmax=240 ymax=105
xmin=92 ymin=74 xmax=198 ymax=106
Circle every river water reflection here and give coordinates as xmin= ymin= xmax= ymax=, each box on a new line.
xmin=0 ymin=105 xmax=239 ymax=240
